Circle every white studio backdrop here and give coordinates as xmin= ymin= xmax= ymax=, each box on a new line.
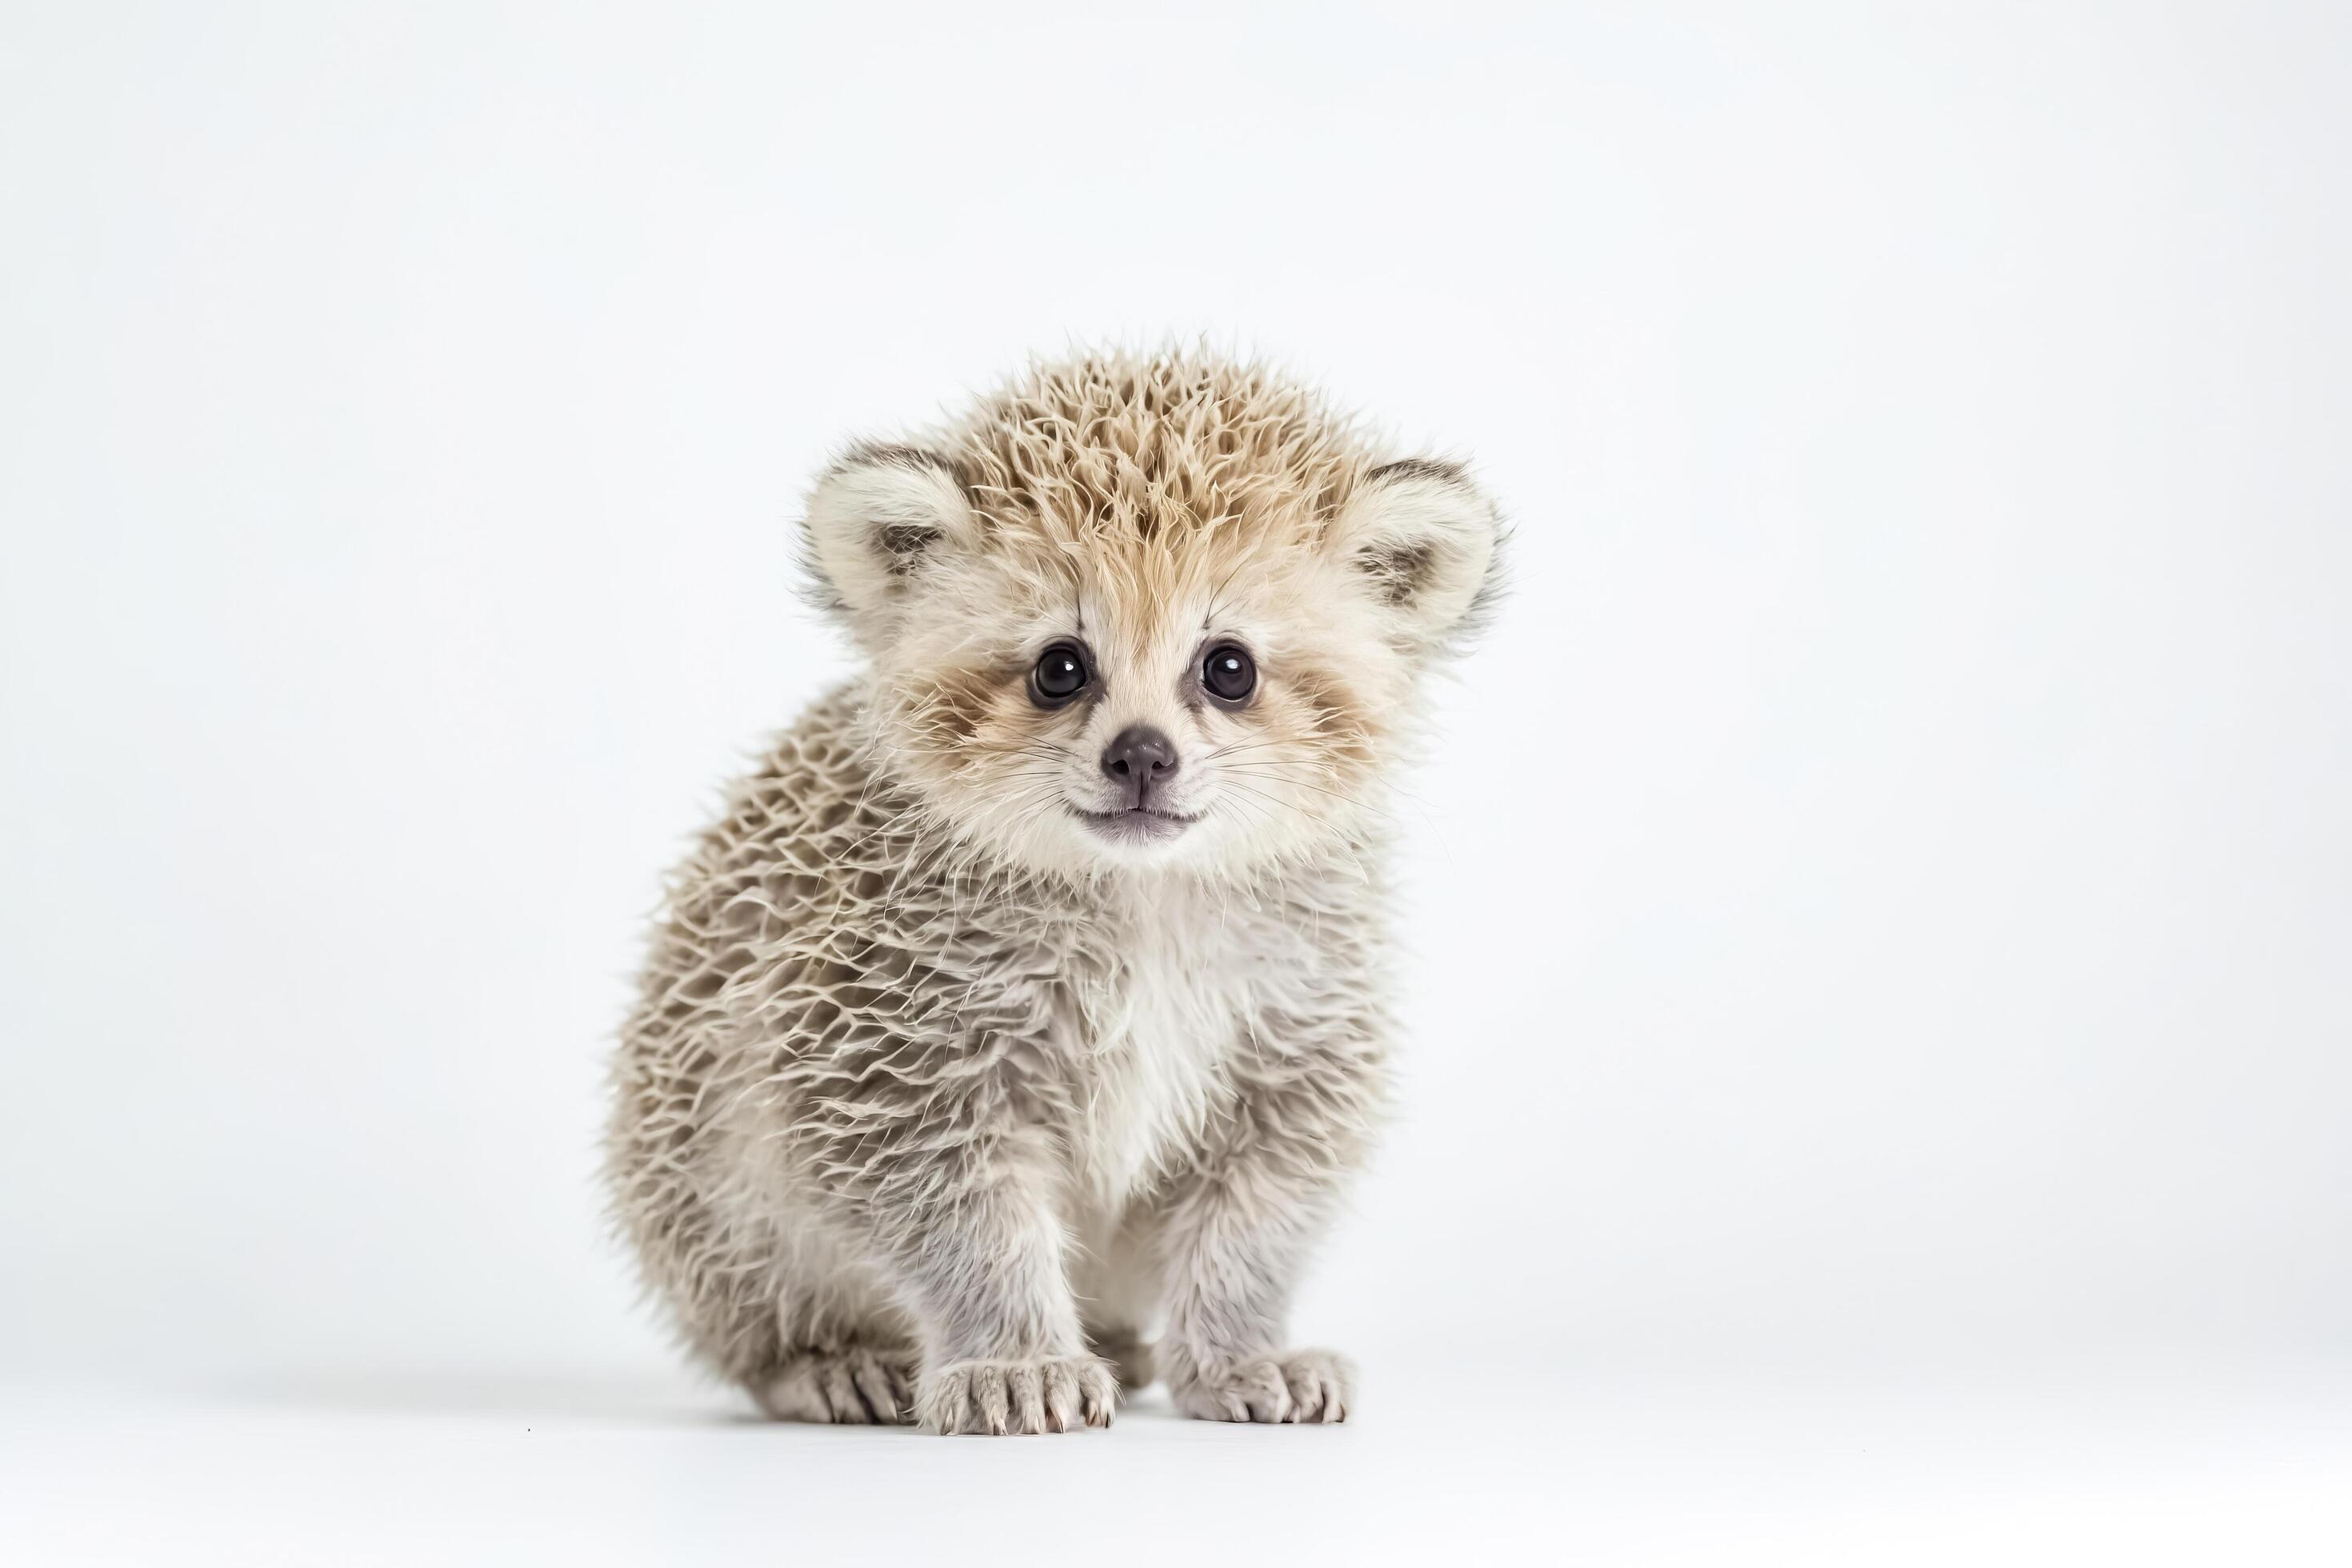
xmin=2 ymin=1 xmax=2346 ymax=1409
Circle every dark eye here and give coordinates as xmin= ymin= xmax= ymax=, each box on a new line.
xmin=1029 ymin=642 xmax=1091 ymax=707
xmin=1200 ymin=643 xmax=1256 ymax=705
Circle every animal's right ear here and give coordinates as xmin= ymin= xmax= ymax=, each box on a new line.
xmin=801 ymin=443 xmax=978 ymax=640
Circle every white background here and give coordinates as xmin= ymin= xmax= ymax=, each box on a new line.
xmin=3 ymin=2 xmax=2347 ymax=1562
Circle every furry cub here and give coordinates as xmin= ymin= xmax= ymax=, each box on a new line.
xmin=607 ymin=350 xmax=1502 ymax=1434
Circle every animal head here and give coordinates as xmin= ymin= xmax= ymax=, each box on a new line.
xmin=802 ymin=351 xmax=1503 ymax=881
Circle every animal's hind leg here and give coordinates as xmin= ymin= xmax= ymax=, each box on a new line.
xmin=754 ymin=1342 xmax=920 ymax=1425
xmin=746 ymin=1230 xmax=922 ymax=1425
xmin=621 ymin=1168 xmax=916 ymax=1421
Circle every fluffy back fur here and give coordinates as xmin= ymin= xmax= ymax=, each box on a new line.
xmin=607 ymin=349 xmax=1502 ymax=1434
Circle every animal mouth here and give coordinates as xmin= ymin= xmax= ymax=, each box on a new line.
xmin=1070 ymin=805 xmax=1200 ymax=842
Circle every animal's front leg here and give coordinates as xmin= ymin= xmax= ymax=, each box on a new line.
xmin=1157 ymin=1180 xmax=1356 ymax=1423
xmin=879 ymin=1162 xmax=1117 ymax=1435
xmin=1154 ymin=1085 xmax=1373 ymax=1424
xmin=798 ymin=1026 xmax=1118 ymax=1435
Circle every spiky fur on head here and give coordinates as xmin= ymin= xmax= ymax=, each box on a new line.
xmin=802 ymin=350 xmax=1504 ymax=882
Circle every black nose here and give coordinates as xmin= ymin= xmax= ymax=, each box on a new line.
xmin=1100 ymin=724 xmax=1179 ymax=808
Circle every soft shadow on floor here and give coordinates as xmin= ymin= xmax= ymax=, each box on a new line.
xmin=213 ymin=1367 xmax=758 ymax=1429
xmin=211 ymin=1367 xmax=1192 ymax=1433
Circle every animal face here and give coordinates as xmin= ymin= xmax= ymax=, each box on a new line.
xmin=801 ymin=357 xmax=1502 ymax=881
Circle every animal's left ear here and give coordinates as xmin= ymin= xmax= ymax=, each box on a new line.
xmin=1326 ymin=458 xmax=1505 ymax=651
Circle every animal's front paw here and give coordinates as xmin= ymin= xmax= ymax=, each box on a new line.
xmin=921 ymin=1354 xmax=1118 ymax=1435
xmin=1170 ymin=1349 xmax=1354 ymax=1424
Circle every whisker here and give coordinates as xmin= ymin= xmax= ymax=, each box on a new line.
xmin=1218 ymin=769 xmax=1394 ymax=822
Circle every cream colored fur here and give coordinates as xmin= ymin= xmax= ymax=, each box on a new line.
xmin=606 ymin=349 xmax=1502 ymax=1433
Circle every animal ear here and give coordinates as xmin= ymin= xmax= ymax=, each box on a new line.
xmin=1328 ymin=458 xmax=1505 ymax=650
xmin=801 ymin=443 xmax=978 ymax=636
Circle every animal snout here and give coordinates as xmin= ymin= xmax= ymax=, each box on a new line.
xmin=1100 ymin=724 xmax=1178 ymax=809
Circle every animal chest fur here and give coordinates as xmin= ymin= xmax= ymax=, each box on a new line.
xmin=1058 ymin=894 xmax=1293 ymax=1205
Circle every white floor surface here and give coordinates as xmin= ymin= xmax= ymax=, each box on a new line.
xmin=6 ymin=1358 xmax=2346 ymax=1565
